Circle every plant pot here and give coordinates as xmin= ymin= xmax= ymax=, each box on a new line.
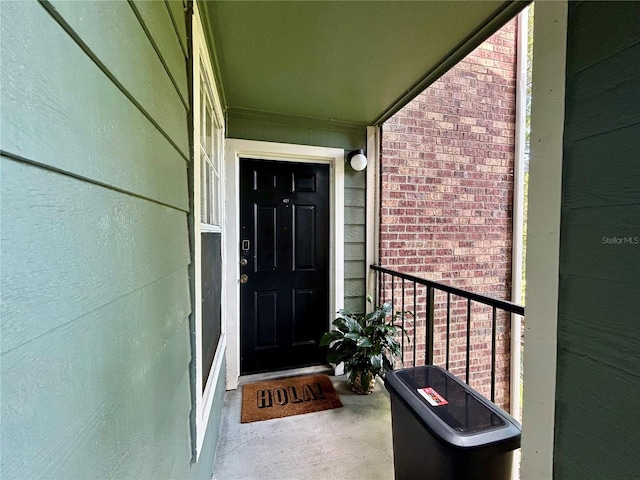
xmin=347 ymin=371 xmax=377 ymax=395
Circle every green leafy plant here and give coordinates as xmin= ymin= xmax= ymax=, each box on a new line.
xmin=320 ymin=296 xmax=408 ymax=393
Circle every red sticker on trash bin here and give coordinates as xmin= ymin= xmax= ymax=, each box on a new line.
xmin=417 ymin=387 xmax=448 ymax=406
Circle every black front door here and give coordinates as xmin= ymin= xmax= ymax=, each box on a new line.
xmin=240 ymin=159 xmax=330 ymax=374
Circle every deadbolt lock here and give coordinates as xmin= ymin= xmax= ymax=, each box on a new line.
xmin=240 ymin=274 xmax=249 ymax=284
xmin=240 ymin=258 xmax=248 ymax=266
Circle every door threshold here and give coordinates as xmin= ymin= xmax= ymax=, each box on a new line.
xmin=238 ymin=365 xmax=333 ymax=386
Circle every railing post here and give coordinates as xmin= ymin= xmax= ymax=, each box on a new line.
xmin=466 ymin=299 xmax=472 ymax=384
xmin=401 ymin=279 xmax=405 ymax=364
xmin=445 ymin=292 xmax=451 ymax=370
xmin=426 ymin=286 xmax=435 ymax=365
xmin=413 ymin=282 xmax=417 ymax=367
xmin=491 ymin=307 xmax=497 ymax=403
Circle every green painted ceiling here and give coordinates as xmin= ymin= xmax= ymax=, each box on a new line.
xmin=201 ymin=1 xmax=525 ymax=126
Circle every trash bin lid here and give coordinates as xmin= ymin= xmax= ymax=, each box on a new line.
xmin=385 ymin=366 xmax=521 ymax=449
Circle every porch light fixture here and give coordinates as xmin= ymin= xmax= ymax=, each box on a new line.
xmin=348 ymin=150 xmax=367 ymax=171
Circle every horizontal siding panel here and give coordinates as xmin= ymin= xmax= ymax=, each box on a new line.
xmin=564 ymin=42 xmax=640 ymax=142
xmin=563 ymin=124 xmax=640 ymax=208
xmin=343 ymin=165 xmax=366 ymax=310
xmin=345 ymin=170 xmax=366 ymax=189
xmin=554 ymin=352 xmax=639 ymax=478
xmin=345 ymin=206 xmax=366 ymax=225
xmin=0 ymin=159 xmax=191 ymax=354
xmin=344 ymin=187 xmax=366 ymax=207
xmin=344 ymin=279 xmax=365 ymax=298
xmin=344 ymin=260 xmax=366 ymax=279
xmin=291 ymin=128 xmax=337 ymax=148
xmin=559 ymin=204 xmax=640 ymax=284
xmin=345 ymin=243 xmax=366 ymax=261
xmin=0 ymin=2 xmax=188 ymax=210
xmin=52 ymin=347 xmax=192 ymax=480
xmin=226 ymin=112 xmax=366 ymax=151
xmin=558 ymin=275 xmax=639 ymax=376
xmin=228 ymin=121 xmax=362 ymax=150
xmin=566 ymin=2 xmax=640 ymax=74
xmin=343 ymin=296 xmax=366 ymax=314
xmin=166 ymin=0 xmax=187 ymax=58
xmin=48 ymin=0 xmax=189 ymax=156
xmin=1 ymin=270 xmax=190 ymax=478
xmin=344 ymin=224 xmax=366 ymax=243
xmin=131 ymin=0 xmax=189 ymax=105
xmin=120 ymin=371 xmax=193 ymax=479
xmin=569 ymin=42 xmax=640 ymax=93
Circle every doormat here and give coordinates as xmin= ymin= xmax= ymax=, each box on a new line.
xmin=241 ymin=374 xmax=343 ymax=423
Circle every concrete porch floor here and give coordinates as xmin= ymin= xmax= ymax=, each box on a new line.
xmin=211 ymin=373 xmax=394 ymax=480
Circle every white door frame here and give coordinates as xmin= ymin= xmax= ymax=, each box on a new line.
xmin=223 ymin=139 xmax=345 ymax=390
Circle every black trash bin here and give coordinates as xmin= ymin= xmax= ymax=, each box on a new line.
xmin=385 ymin=366 xmax=521 ymax=480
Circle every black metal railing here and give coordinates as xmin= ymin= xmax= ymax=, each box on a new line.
xmin=371 ymin=265 xmax=525 ymax=404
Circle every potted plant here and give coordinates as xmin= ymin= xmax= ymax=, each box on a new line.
xmin=320 ymin=296 xmax=407 ymax=394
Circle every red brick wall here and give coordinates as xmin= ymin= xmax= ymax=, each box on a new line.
xmin=380 ymin=20 xmax=517 ymax=410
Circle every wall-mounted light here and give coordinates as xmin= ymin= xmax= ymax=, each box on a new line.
xmin=348 ymin=149 xmax=367 ymax=171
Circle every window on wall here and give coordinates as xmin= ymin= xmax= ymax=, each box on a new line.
xmin=193 ymin=2 xmax=225 ymax=457
xmin=198 ymin=63 xmax=223 ymax=392
xmin=199 ymin=69 xmax=222 ymax=228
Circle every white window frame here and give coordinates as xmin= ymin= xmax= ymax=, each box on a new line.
xmin=192 ymin=2 xmax=226 ymax=458
xmin=223 ymin=139 xmax=345 ymax=390
xmin=199 ymin=63 xmax=223 ymax=230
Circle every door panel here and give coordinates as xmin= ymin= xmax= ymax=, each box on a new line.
xmin=292 ymin=289 xmax=317 ymax=345
xmin=255 ymin=291 xmax=278 ymax=347
xmin=294 ymin=205 xmax=316 ymax=270
xmin=240 ymin=159 xmax=329 ymax=374
xmin=255 ymin=206 xmax=277 ymax=272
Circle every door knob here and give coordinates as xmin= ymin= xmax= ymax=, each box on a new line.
xmin=240 ymin=274 xmax=249 ymax=284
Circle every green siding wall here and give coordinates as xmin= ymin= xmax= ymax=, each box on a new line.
xmin=1 ymin=1 xmax=222 ymax=478
xmin=555 ymin=2 xmax=640 ymax=478
xmin=227 ymin=110 xmax=368 ymax=313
